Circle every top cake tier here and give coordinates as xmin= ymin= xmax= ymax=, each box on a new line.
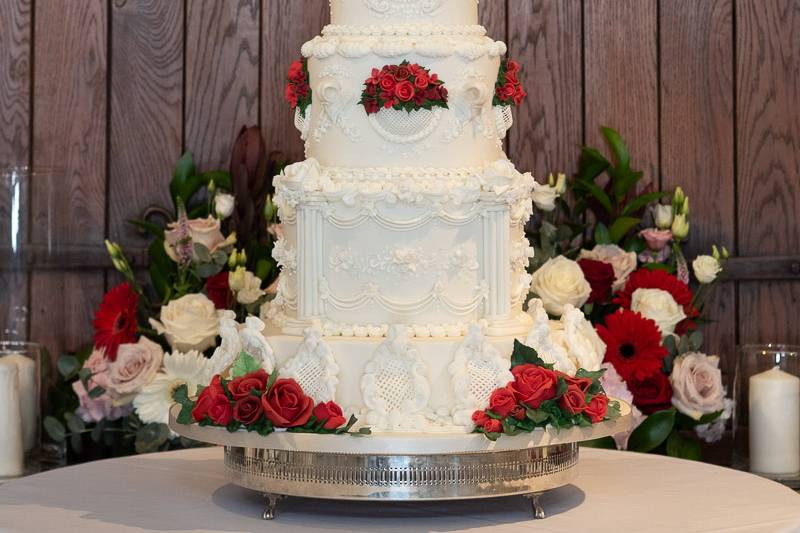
xmin=330 ymin=0 xmax=478 ymax=27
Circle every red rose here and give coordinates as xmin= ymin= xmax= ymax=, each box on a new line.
xmin=365 ymin=84 xmax=377 ymax=97
xmin=207 ymin=394 xmax=233 ymax=426
xmin=287 ymin=60 xmax=305 ymax=83
xmin=414 ymin=72 xmax=429 ymax=89
xmin=509 ymin=405 xmax=526 ymax=421
xmin=484 ymin=418 xmax=502 ymax=433
xmin=205 ymin=272 xmax=232 ymax=309
xmin=228 ymin=369 xmax=269 ymax=401
xmin=557 ymin=372 xmax=594 ymax=394
xmin=395 ymin=65 xmax=412 ymax=80
xmin=505 ymin=59 xmax=521 ymax=74
xmin=578 ymin=258 xmax=615 ymax=304
xmin=191 ymin=375 xmax=226 ymax=422
xmin=367 ymin=68 xmax=381 ymax=85
xmin=628 ymin=371 xmax=673 ymax=414
xmin=379 ymin=73 xmax=397 ymax=92
xmin=488 ymin=387 xmax=517 ymax=417
xmin=504 ymin=70 xmax=519 ymax=84
xmin=510 ymin=364 xmax=558 ymax=408
xmin=559 ymin=384 xmax=587 ymax=415
xmin=471 ymin=410 xmax=490 ymax=427
xmin=261 ymin=378 xmax=314 ymax=428
xmin=312 ymin=401 xmax=347 ymax=430
xmin=363 ymin=98 xmax=379 ymax=114
xmin=585 ymin=394 xmax=609 ymax=423
xmin=285 ymin=83 xmax=298 ymax=108
xmin=394 ymin=80 xmax=415 ymax=102
xmin=438 ymin=86 xmax=448 ymax=100
xmin=295 ymin=81 xmax=309 ymax=98
xmin=384 ymin=98 xmax=397 ymax=109
xmin=233 ymin=395 xmax=264 ymax=425
xmin=513 ymin=85 xmax=526 ymax=106
xmin=500 ymin=82 xmax=516 ymax=99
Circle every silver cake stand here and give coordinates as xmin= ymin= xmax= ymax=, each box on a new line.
xmin=169 ymin=402 xmax=631 ymax=520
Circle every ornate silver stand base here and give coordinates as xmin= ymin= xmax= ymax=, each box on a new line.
xmin=224 ymin=443 xmax=578 ymax=519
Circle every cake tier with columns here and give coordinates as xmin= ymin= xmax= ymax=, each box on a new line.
xmin=330 ymin=0 xmax=479 ymax=27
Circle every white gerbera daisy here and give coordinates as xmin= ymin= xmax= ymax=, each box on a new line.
xmin=133 ymin=350 xmax=211 ymax=427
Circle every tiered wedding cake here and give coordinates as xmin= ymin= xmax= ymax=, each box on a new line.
xmin=264 ymin=0 xmax=537 ymax=431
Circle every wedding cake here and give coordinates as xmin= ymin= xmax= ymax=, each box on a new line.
xmin=264 ymin=0 xmax=538 ymax=431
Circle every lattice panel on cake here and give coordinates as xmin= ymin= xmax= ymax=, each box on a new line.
xmin=466 ymin=357 xmax=501 ymax=407
xmin=281 ymin=327 xmax=339 ymax=403
xmin=494 ymin=105 xmax=513 ymax=140
xmin=368 ymin=108 xmax=442 ymax=143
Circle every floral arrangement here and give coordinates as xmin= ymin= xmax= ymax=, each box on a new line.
xmin=359 ymin=60 xmax=448 ymax=115
xmin=44 ymin=127 xmax=284 ymax=455
xmin=525 ymin=126 xmax=732 ymax=459
xmin=472 ymin=341 xmax=620 ymax=440
xmin=172 ymin=351 xmax=367 ymax=436
xmin=493 ymin=58 xmax=526 ymax=107
xmin=285 ymin=58 xmax=312 ymax=117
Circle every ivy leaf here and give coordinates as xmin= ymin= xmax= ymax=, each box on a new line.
xmin=627 ymin=408 xmax=676 ymax=452
xmin=230 ymin=351 xmax=261 ymax=378
xmin=510 ymin=340 xmax=551 ymax=369
xmin=665 ymin=430 xmax=702 ymax=460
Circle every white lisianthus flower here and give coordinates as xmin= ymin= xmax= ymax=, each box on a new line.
xmin=670 ymin=352 xmax=726 ymax=420
xmin=530 ymin=256 xmax=591 ymax=316
xmin=149 ymin=293 xmax=220 ymax=352
xmin=653 ymin=204 xmax=673 ymax=230
xmin=671 ymin=213 xmax=690 ymax=240
xmin=214 ymin=193 xmax=235 ymax=219
xmin=531 ymin=180 xmax=558 ymax=211
xmin=692 ymin=255 xmax=722 ymax=284
xmin=579 ymin=244 xmax=638 ymax=291
xmin=630 ymin=288 xmax=686 ymax=336
xmin=230 ymin=266 xmax=265 ymax=305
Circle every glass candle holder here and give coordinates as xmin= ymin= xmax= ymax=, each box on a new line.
xmin=733 ymin=344 xmax=800 ymax=484
xmin=0 ymin=342 xmax=42 ymax=478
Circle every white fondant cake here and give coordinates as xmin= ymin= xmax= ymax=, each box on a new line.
xmin=265 ymin=0 xmax=541 ymax=432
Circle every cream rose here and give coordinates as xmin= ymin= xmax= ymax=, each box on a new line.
xmin=531 ymin=180 xmax=558 ymax=211
xmin=630 ymin=288 xmax=686 ymax=336
xmin=579 ymin=244 xmax=638 ymax=291
xmin=693 ymin=255 xmax=722 ymax=284
xmin=107 ymin=337 xmax=164 ymax=398
xmin=670 ymin=352 xmax=726 ymax=420
xmin=164 ymin=216 xmax=233 ymax=262
xmin=530 ymin=256 xmax=591 ymax=316
xmin=214 ymin=193 xmax=235 ymax=219
xmin=150 ymin=294 xmax=220 ymax=352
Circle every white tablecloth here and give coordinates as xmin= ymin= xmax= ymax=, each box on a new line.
xmin=1 ymin=447 xmax=799 ymax=532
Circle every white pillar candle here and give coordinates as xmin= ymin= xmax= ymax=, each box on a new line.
xmin=749 ymin=367 xmax=800 ymax=475
xmin=3 ymin=354 xmax=37 ymax=451
xmin=0 ymin=362 xmax=24 ymax=477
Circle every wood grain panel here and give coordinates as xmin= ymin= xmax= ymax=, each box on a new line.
xmin=585 ymin=0 xmax=659 ymax=186
xmin=109 ymin=0 xmax=182 ymax=245
xmin=737 ymin=0 xmax=800 ymax=346
xmin=508 ymin=0 xmax=582 ymax=178
xmin=479 ymin=0 xmax=506 ymax=45
xmin=186 ymin=0 xmax=260 ymax=171
xmin=261 ymin=0 xmax=329 ymax=164
xmin=31 ymin=0 xmax=107 ymax=358
xmin=660 ymin=0 xmax=735 ymax=369
xmin=0 ymin=0 xmax=31 ymax=340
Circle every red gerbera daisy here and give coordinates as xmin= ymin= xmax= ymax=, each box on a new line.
xmin=92 ymin=282 xmax=139 ymax=361
xmin=596 ymin=310 xmax=668 ymax=382
xmin=613 ymin=268 xmax=699 ymax=334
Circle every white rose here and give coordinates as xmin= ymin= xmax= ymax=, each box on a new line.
xmin=692 ymin=255 xmax=722 ymax=284
xmin=150 ymin=294 xmax=219 ymax=352
xmin=214 ymin=193 xmax=235 ymax=219
xmin=670 ymin=352 xmax=726 ymax=420
xmin=532 ymin=180 xmax=558 ymax=211
xmin=230 ymin=267 xmax=264 ymax=305
xmin=556 ymin=304 xmax=606 ymax=372
xmin=630 ymin=288 xmax=686 ymax=336
xmin=530 ymin=256 xmax=591 ymax=316
xmin=579 ymin=244 xmax=638 ymax=291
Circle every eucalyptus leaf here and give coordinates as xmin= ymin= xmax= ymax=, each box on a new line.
xmin=193 ymin=243 xmax=213 ymax=263
xmin=64 ymin=411 xmax=86 ymax=434
xmin=689 ymin=330 xmax=704 ymax=351
xmin=43 ymin=416 xmax=66 ymax=442
xmin=57 ymin=355 xmax=80 ymax=379
xmin=88 ymin=386 xmax=106 ymax=399
xmin=627 ymin=408 xmax=676 ymax=453
xmin=70 ymin=433 xmax=83 ymax=454
xmin=90 ymin=420 xmax=106 ymax=443
xmin=195 ymin=262 xmax=223 ymax=279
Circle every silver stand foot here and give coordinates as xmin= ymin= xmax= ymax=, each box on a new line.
xmin=262 ymin=493 xmax=284 ymax=520
xmin=525 ymin=493 xmax=546 ymax=519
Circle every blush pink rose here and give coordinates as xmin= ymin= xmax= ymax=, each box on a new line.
xmin=164 ymin=216 xmax=229 ymax=262
xmin=107 ymin=337 xmax=164 ymax=397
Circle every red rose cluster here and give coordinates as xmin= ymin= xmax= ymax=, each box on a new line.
xmin=285 ymin=59 xmax=312 ymax=117
xmin=191 ymin=370 xmax=347 ymax=432
xmin=360 ymin=61 xmax=448 ymax=115
xmin=493 ymin=58 xmax=526 ymax=107
xmin=472 ymin=362 xmax=611 ymax=437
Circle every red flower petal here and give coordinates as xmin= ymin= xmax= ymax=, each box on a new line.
xmin=92 ymin=282 xmax=139 ymax=361
xmin=596 ymin=310 xmax=668 ymax=382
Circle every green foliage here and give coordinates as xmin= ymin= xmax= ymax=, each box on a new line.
xmin=580 ymin=436 xmax=617 ymax=449
xmin=627 ymin=408 xmax=676 ymax=452
xmin=510 ymin=340 xmax=552 ymax=369
xmin=44 ymin=416 xmax=66 ymax=442
xmin=665 ymin=430 xmax=702 ymax=460
xmin=230 ymin=351 xmax=262 ymax=378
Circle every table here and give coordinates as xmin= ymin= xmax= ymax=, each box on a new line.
xmin=1 ymin=447 xmax=800 ymax=533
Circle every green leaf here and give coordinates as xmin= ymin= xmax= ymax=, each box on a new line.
xmin=90 ymin=420 xmax=105 ymax=443
xmin=200 ymin=170 xmax=232 ymax=191
xmin=594 ymin=222 xmax=612 ymax=245
xmin=230 ymin=351 xmax=262 ymax=378
xmin=43 ymin=416 xmax=66 ymax=442
xmin=601 ymin=127 xmax=630 ymax=169
xmin=620 ymin=191 xmax=670 ymax=217
xmin=70 ymin=433 xmax=83 ymax=454
xmin=573 ymin=179 xmax=613 ymax=214
xmin=64 ymin=412 xmax=86 ymax=434
xmin=577 ymin=146 xmax=611 ymax=182
xmin=57 ymin=355 xmax=80 ymax=379
xmin=689 ymin=330 xmax=704 ymax=351
xmin=608 ymin=216 xmax=641 ymax=244
xmin=627 ymin=408 xmax=677 ymax=453
xmin=128 ymin=219 xmax=165 ymax=239
xmin=172 ymin=383 xmax=189 ymax=404
xmin=87 ymin=386 xmax=106 ymax=399
xmin=170 ymin=152 xmax=196 ymax=208
xmin=176 ymin=403 xmax=194 ymax=425
xmin=526 ymin=408 xmax=549 ymax=424
xmin=193 ymin=243 xmax=212 ymax=263
xmin=611 ymin=169 xmax=644 ymax=201
xmin=580 ymin=436 xmax=617 ymax=449
xmin=510 ymin=340 xmax=551 ymax=369
xmin=665 ymin=430 xmax=702 ymax=460
xmin=575 ymin=368 xmax=606 ymax=381
xmin=195 ymin=262 xmax=223 ymax=279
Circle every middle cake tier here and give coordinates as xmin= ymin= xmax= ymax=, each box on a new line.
xmin=268 ymin=158 xmax=535 ymax=338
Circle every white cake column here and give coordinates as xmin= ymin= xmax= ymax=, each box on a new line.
xmin=482 ymin=207 xmax=510 ymax=320
xmin=297 ymin=202 xmax=325 ymax=320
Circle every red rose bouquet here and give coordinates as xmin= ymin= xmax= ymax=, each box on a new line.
xmin=360 ymin=60 xmax=448 ymax=115
xmin=493 ymin=58 xmax=526 ymax=107
xmin=285 ymin=58 xmax=312 ymax=117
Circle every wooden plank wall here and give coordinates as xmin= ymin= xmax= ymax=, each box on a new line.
xmin=1 ymin=0 xmax=799 ymax=382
